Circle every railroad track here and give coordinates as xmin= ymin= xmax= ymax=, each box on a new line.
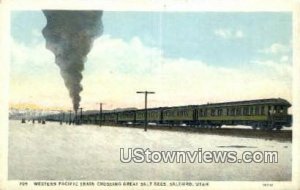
xmin=107 ymin=124 xmax=292 ymax=142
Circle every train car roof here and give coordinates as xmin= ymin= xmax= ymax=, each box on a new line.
xmin=135 ymin=107 xmax=169 ymax=111
xmin=195 ymin=98 xmax=291 ymax=108
xmin=149 ymin=98 xmax=291 ymax=110
xmin=82 ymin=98 xmax=291 ymax=115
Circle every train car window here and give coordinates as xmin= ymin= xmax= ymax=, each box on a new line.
xmin=277 ymin=106 xmax=281 ymax=114
xmin=184 ymin=110 xmax=188 ymax=116
xmin=236 ymin=108 xmax=241 ymax=116
xmin=261 ymin=106 xmax=265 ymax=115
xmin=211 ymin=109 xmax=215 ymax=116
xmin=249 ymin=107 xmax=253 ymax=115
xmin=283 ymin=106 xmax=287 ymax=114
xmin=218 ymin=109 xmax=222 ymax=116
xmin=199 ymin=109 xmax=203 ymax=117
xmin=268 ymin=106 xmax=271 ymax=115
xmin=166 ymin=110 xmax=170 ymax=117
xmin=243 ymin=107 xmax=247 ymax=115
xmin=278 ymin=106 xmax=281 ymax=114
xmin=279 ymin=106 xmax=284 ymax=113
xmin=255 ymin=106 xmax=259 ymax=115
xmin=230 ymin=108 xmax=235 ymax=116
xmin=227 ymin=108 xmax=229 ymax=116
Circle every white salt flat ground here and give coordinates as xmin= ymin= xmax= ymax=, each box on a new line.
xmin=8 ymin=120 xmax=291 ymax=181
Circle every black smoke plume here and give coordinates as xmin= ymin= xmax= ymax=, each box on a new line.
xmin=42 ymin=10 xmax=103 ymax=111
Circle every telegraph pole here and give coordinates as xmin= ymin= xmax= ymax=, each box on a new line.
xmin=136 ymin=91 xmax=155 ymax=131
xmin=99 ymin=103 xmax=103 ymax=127
xmin=74 ymin=110 xmax=77 ymax=125
xmin=60 ymin=111 xmax=64 ymax=125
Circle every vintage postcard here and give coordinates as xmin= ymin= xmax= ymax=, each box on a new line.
xmin=0 ymin=0 xmax=299 ymax=189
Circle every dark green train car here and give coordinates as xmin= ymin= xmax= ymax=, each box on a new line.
xmin=82 ymin=114 xmax=90 ymax=124
xmin=117 ymin=110 xmax=136 ymax=124
xmin=45 ymin=98 xmax=290 ymax=131
xmin=84 ymin=113 xmax=99 ymax=124
xmin=103 ymin=112 xmax=118 ymax=123
xmin=195 ymin=98 xmax=291 ymax=130
xmin=135 ymin=108 xmax=162 ymax=124
xmin=162 ymin=106 xmax=196 ymax=125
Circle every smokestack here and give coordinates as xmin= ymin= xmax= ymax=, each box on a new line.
xmin=42 ymin=10 xmax=103 ymax=112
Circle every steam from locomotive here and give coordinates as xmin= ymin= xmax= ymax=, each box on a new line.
xmin=42 ymin=10 xmax=103 ymax=111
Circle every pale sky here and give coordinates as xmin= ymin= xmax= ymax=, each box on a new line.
xmin=10 ymin=11 xmax=292 ymax=111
